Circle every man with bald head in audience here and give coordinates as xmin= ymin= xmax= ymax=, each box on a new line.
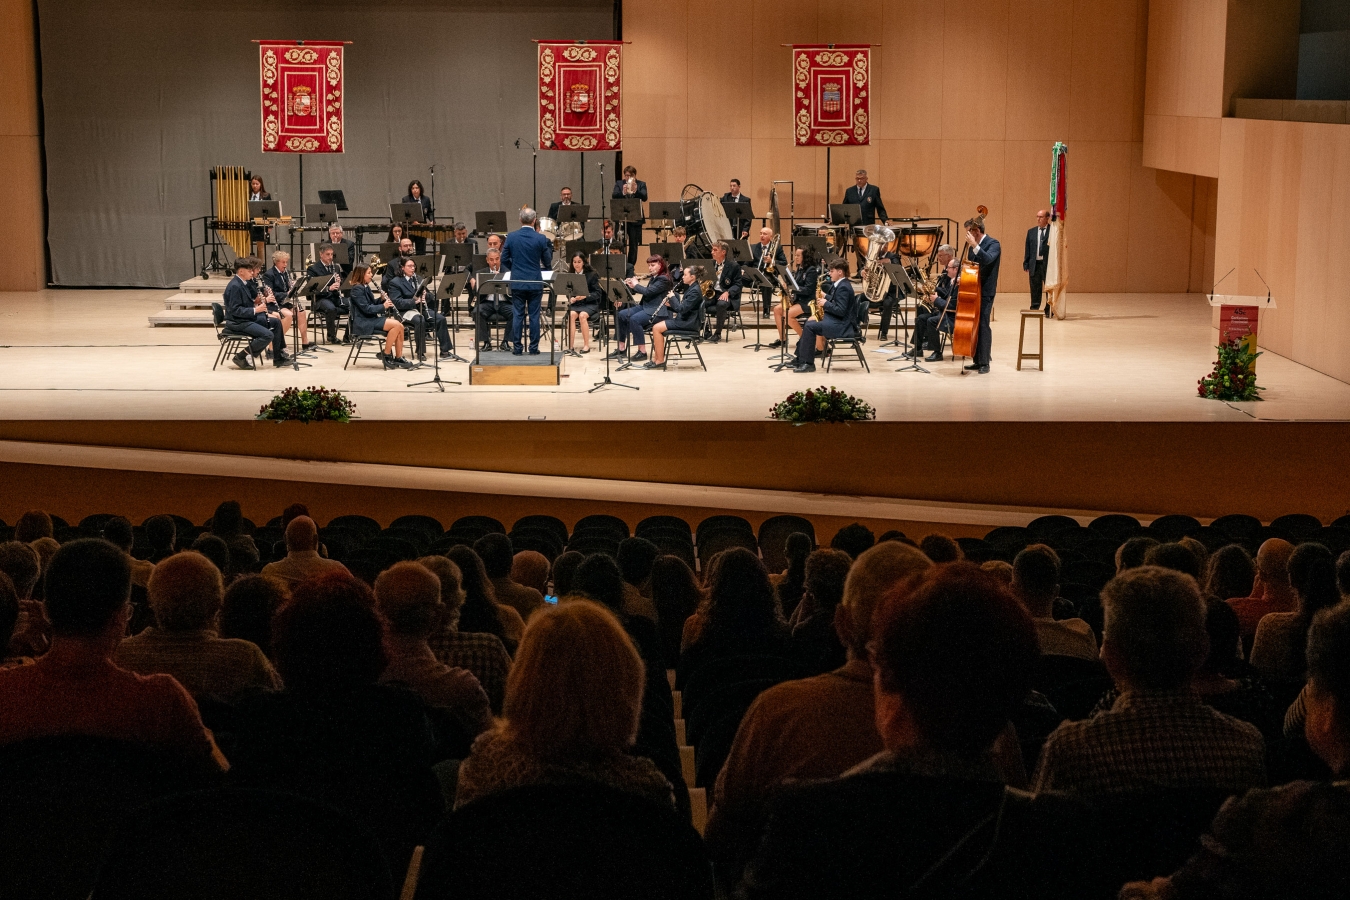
xmin=261 ymin=516 xmax=350 ymax=587
xmin=704 ymin=541 xmax=933 ymax=882
xmin=1228 ymin=538 xmax=1296 ymax=641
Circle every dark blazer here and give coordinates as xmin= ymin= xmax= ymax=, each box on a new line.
xmin=260 ymin=266 xmax=292 ymax=301
xmin=1024 ymin=225 xmax=1050 ymax=272
xmin=306 ymin=261 xmax=343 ymax=303
xmin=968 ymin=234 xmax=1002 ymax=298
xmin=750 ymin=242 xmax=787 ymax=270
xmin=821 ymin=277 xmax=857 ymax=325
xmin=841 ymin=183 xmax=887 ymax=225
xmin=402 ymin=194 xmax=433 ymax=222
xmin=325 ymin=238 xmax=356 ymax=274
xmin=581 ymin=271 xmax=604 ymax=306
xmin=666 ymin=281 xmax=703 ymax=330
xmin=386 ymin=274 xmax=420 ymax=313
xmin=712 ymin=258 xmax=743 ymax=305
xmin=721 ymin=191 xmax=752 ymax=235
xmin=223 ymin=275 xmax=261 ymax=326
xmin=792 ymin=265 xmax=819 ymax=308
xmin=348 ymin=284 xmax=387 ymax=336
xmin=501 ymin=226 xmax=553 ymax=283
xmin=248 ymin=191 xmax=271 ymax=201
xmin=631 ymin=273 xmax=674 ymax=314
xmin=611 ymin=179 xmax=648 ymax=221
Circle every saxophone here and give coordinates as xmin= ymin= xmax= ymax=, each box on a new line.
xmin=812 ymin=271 xmax=828 ymax=321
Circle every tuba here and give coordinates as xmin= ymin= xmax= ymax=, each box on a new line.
xmin=861 ymin=224 xmax=896 ymax=301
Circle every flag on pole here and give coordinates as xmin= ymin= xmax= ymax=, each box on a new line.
xmin=1044 ymin=142 xmax=1068 ymax=318
xmin=791 ymin=45 xmax=870 ymax=146
xmin=537 ymin=41 xmax=622 ymax=151
xmin=259 ymin=41 xmax=345 ymax=153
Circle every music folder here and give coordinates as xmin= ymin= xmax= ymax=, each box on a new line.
xmin=391 ymin=202 xmax=425 ymax=224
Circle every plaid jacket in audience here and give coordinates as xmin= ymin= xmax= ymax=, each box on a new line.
xmin=427 ymin=628 xmax=511 ymax=715
xmin=1034 ymin=690 xmax=1266 ymax=795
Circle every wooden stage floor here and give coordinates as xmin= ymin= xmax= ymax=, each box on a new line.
xmin=1 ymin=288 xmax=1347 ymax=423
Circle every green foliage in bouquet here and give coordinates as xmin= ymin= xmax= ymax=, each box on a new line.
xmin=769 ymin=386 xmax=877 ymax=423
xmin=257 ymin=386 xmax=357 ymax=422
xmin=1198 ymin=339 xmax=1263 ymax=402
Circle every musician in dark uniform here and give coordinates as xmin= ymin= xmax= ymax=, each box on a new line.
xmin=647 ymin=265 xmax=706 ymax=370
xmin=841 ymin=170 xmax=888 ymax=225
xmin=614 ymin=256 xmax=674 ymax=362
xmin=224 ymin=258 xmax=289 ymax=370
xmin=611 ymin=166 xmax=647 ymax=268
xmin=566 ymin=252 xmax=602 ymax=354
xmin=964 ymin=216 xmax=1001 ymax=374
xmin=501 ymin=208 xmax=553 ymax=356
xmin=1024 ymin=209 xmax=1051 ymax=316
xmin=704 ymin=241 xmax=742 ymax=343
xmin=722 ymin=179 xmax=751 ymax=240
xmin=793 ymin=260 xmax=857 ymax=373
xmin=749 ymin=226 xmax=786 ymax=320
xmin=248 ymin=176 xmax=271 ymax=258
xmin=386 ymin=256 xmax=453 ymax=361
xmin=904 ymin=258 xmax=959 ymax=362
xmin=547 ymin=187 xmax=575 ymax=221
xmin=382 ymin=238 xmax=417 ymax=291
xmin=771 ymin=246 xmax=818 ymax=349
xmin=472 ymin=249 xmax=511 ymax=352
xmin=403 ymin=180 xmax=433 ymax=254
xmin=306 ymin=243 xmax=346 ymax=343
xmin=596 ymin=220 xmax=633 ymax=278
xmin=347 ymin=264 xmax=409 ymax=369
xmin=260 ymin=250 xmax=312 ymax=350
xmin=324 ymin=223 xmax=356 ymax=276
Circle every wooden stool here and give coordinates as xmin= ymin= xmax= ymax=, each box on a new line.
xmin=1017 ymin=309 xmax=1044 ymax=370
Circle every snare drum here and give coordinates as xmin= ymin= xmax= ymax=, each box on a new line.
xmin=536 ymin=217 xmax=559 ymax=241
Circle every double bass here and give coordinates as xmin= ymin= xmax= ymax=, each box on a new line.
xmin=949 ymin=205 xmax=986 ymax=363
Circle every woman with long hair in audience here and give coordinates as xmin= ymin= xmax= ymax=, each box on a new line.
xmin=549 ymin=551 xmax=585 ymax=600
xmin=649 ymin=554 xmax=704 ymax=667
xmin=1203 ymin=544 xmax=1256 ymax=603
xmin=445 ymin=545 xmax=522 ymax=655
xmin=677 ymin=547 xmax=788 ymax=688
xmin=1251 ymin=543 xmax=1340 ymax=679
xmin=774 ymin=532 xmax=812 ymax=619
xmin=218 ymin=573 xmax=289 ymax=659
xmin=454 ymin=600 xmax=673 ymax=809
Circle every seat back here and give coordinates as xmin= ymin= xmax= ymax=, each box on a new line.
xmin=211 ymin=301 xmax=227 ymax=331
xmin=417 ymin=783 xmax=713 ymax=900
xmin=681 ymin=653 xmax=800 ymax=722
xmin=757 ymin=515 xmax=815 ymax=573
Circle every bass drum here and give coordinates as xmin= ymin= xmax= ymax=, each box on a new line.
xmin=699 ymin=192 xmax=735 ymax=244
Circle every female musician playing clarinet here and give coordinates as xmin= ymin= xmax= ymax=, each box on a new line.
xmin=611 ymin=256 xmax=673 ymax=362
xmin=646 ymin=265 xmax=704 ymax=370
xmin=348 ymin=264 xmax=409 ymax=369
xmin=770 ymin=246 xmax=818 ymax=349
xmin=567 ymin=251 xmax=603 ymax=354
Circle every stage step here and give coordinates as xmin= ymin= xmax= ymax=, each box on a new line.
xmin=163 ymin=293 xmax=217 ymax=310
xmin=149 ymin=309 xmax=213 ymax=327
xmin=178 ymin=275 xmax=230 ymax=294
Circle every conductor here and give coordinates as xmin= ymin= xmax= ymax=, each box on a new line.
xmin=501 ymin=208 xmax=554 ymax=356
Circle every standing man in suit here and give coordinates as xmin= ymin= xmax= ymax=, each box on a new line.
xmin=612 ymin=165 xmax=647 ymax=269
xmin=964 ymin=216 xmax=1001 ymax=375
xmin=842 ymin=170 xmax=888 ymax=225
xmin=501 ymin=208 xmax=553 ymax=356
xmin=793 ymin=260 xmax=858 ymax=373
xmin=722 ymin=178 xmax=752 ymax=240
xmin=547 ymin=187 xmax=574 ymax=221
xmin=1024 ymin=209 xmax=1051 ymax=317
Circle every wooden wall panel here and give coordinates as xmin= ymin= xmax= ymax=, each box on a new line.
xmin=877 ymin=140 xmax=944 ymax=220
xmin=624 ymin=0 xmax=689 ymax=139
xmin=1003 ymin=141 xmax=1054 ymax=247
xmin=876 ymin=1 xmax=944 ymax=142
xmin=1125 ymin=143 xmax=1196 ymax=292
xmin=1143 ymin=0 xmax=1226 ymax=119
xmin=1187 ymin=175 xmax=1218 ymax=293
xmin=1069 ymin=0 xmax=1141 ymax=142
xmin=687 ymin=0 xmax=754 ymax=138
xmin=1068 ymin=141 xmax=1133 ymax=292
xmin=750 ymin=0 xmax=816 ymax=142
xmin=940 ymin=0 xmax=1010 ymax=142
xmin=941 ymin=140 xmax=1006 ymax=242
xmin=0 ymin=0 xmax=44 ymax=292
xmin=1005 ymin=0 xmax=1073 ymax=141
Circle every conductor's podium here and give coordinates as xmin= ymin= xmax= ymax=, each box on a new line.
xmin=470 ymin=349 xmax=560 ymax=385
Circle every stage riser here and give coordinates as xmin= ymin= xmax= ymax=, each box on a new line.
xmin=469 ymin=365 xmax=560 ymax=386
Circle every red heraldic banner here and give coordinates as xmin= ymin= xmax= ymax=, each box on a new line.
xmin=792 ymin=45 xmax=870 ymax=146
xmin=538 ymin=41 xmax=622 ymax=151
xmin=259 ymin=41 xmax=345 ymax=153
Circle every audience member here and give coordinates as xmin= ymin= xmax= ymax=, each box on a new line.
xmin=918 ymin=533 xmax=962 ymax=564
xmin=190 ymin=533 xmax=231 ymax=578
xmin=788 ymin=549 xmax=853 ymax=675
xmin=29 ymin=537 xmax=60 ymax=597
xmin=677 ymin=548 xmax=789 ymax=688
xmin=473 ymin=533 xmax=544 ymax=622
xmin=375 ymin=562 xmax=492 ymax=739
xmin=829 ymin=522 xmax=875 ymax=560
xmin=740 ymin=563 xmax=1092 ymax=900
xmin=1123 ymin=600 xmax=1350 ymax=900
xmin=1251 ymin=543 xmax=1339 ymax=680
xmin=446 ymin=544 xmax=522 ymax=652
xmin=1338 ymin=550 xmax=1350 ymax=599
xmin=510 ymin=550 xmax=550 ymax=598
xmin=14 ymin=509 xmax=53 ymax=543
xmin=115 ymin=551 xmax=279 ymax=701
xmin=0 ymin=540 xmax=46 ymax=656
xmin=573 ymin=551 xmax=669 ymax=684
xmin=101 ymin=516 xmax=154 ymax=588
xmin=774 ymin=532 xmax=812 ymax=617
xmin=1229 ymin=538 xmax=1296 ymax=639
xmin=649 ymin=554 xmax=703 ymax=667
xmin=1034 ymin=566 xmax=1265 ymax=794
xmin=279 ymin=503 xmax=310 ymax=529
xmin=1203 ymin=544 xmax=1256 ymax=603
xmin=208 ymin=500 xmax=259 ymax=568
xmin=876 ymin=529 xmax=908 ymax=544
xmin=549 ymin=550 xmax=585 ymax=599
xmin=981 ymin=558 xmax=1014 ymax=584
xmin=707 ymin=542 xmax=931 ymax=881
xmin=617 ymin=536 xmax=661 ymax=622
xmin=1012 ymin=546 xmax=1097 ymax=660
xmin=1116 ymin=535 xmax=1159 ymax=573
xmin=260 ymin=516 xmax=350 ymax=586
xmin=143 ymin=514 xmax=177 ymax=563
xmin=1179 ymin=536 xmax=1210 ymax=573
xmin=454 ymin=600 xmax=673 ymax=809
xmin=218 ymin=573 xmax=288 ymax=659
xmin=420 ymin=556 xmax=512 ymax=715
xmin=0 ymin=572 xmax=32 ymax=669
xmin=0 ymin=539 xmax=226 ymax=769
xmin=1146 ymin=541 xmax=1203 ymax=580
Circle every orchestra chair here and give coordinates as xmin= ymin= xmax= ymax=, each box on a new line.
xmin=343 ymin=332 xmax=388 ymax=370
xmin=663 ymin=307 xmax=709 ymax=371
xmin=822 ymin=301 xmax=871 ymax=373
xmin=1017 ymin=309 xmax=1044 ymax=370
xmin=211 ymin=303 xmax=256 ymax=371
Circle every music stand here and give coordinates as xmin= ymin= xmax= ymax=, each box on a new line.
xmin=553 ymin=273 xmax=588 ymax=358
xmin=727 ymin=239 xmax=753 ymax=263
xmin=610 ymin=198 xmax=643 ymax=224
xmin=884 ymin=264 xmax=928 ymax=372
xmin=649 ymin=242 xmax=684 ymax=266
xmin=411 ymin=254 xmax=439 ymax=280
xmin=329 ymin=242 xmax=353 ymax=268
xmin=555 ymin=205 xmax=589 ymax=225
xmin=249 ymin=200 xmax=281 ymax=220
xmin=590 ymin=277 xmax=638 ymax=392
xmin=740 ymin=267 xmax=776 ymax=351
xmin=318 ymin=190 xmax=348 ymax=210
xmin=376 ymin=242 xmax=398 ymax=262
xmin=439 ymin=243 xmax=472 ymax=270
xmin=829 ymin=204 xmax=863 ymax=227
xmin=406 ymin=272 xmax=465 ymax=389
xmin=722 ymin=199 xmax=754 ymax=225
xmin=391 ymin=202 xmax=425 ymax=226
xmin=475 ymin=211 xmax=507 ymax=234
xmin=305 ymin=203 xmax=339 ymax=225
xmin=648 ymin=202 xmax=681 ymax=223
xmin=590 ymin=253 xmax=626 ymax=280
xmin=566 ymin=240 xmax=600 ymax=259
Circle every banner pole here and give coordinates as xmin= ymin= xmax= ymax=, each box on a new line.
xmin=298 ymin=154 xmax=304 ymax=227
xmin=580 ymin=152 xmax=585 ymax=205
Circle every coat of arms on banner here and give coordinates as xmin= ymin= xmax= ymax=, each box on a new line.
xmin=538 ymin=41 xmax=622 ymax=151
xmin=792 ymin=45 xmax=870 ymax=146
xmin=259 ymin=40 xmax=346 ymax=154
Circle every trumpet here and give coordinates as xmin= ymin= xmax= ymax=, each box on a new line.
xmin=624 ymin=177 xmax=637 ymax=196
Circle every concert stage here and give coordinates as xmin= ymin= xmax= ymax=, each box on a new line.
xmin=1 ymin=288 xmax=1347 ymax=537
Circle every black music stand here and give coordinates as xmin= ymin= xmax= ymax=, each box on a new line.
xmin=649 ymin=202 xmax=681 ymax=222
xmin=475 ymin=211 xmax=507 ymax=235
xmin=722 ymin=199 xmax=753 ymax=236
xmin=406 ymin=273 xmax=463 ymax=390
xmin=391 ymin=202 xmax=425 ymax=226
xmin=434 ymin=272 xmax=470 ymax=364
xmin=828 ymin=204 xmax=863 ymax=228
xmin=411 ymin=254 xmax=439 ymax=280
xmin=556 ymin=205 xmax=589 ymax=225
xmin=305 ymin=203 xmax=339 ymax=225
xmin=795 ymin=234 xmax=829 ymax=259
xmin=439 ymin=243 xmax=472 ymax=270
xmin=590 ymin=253 xmax=627 ymax=281
xmin=566 ymin=240 xmax=600 ymax=259
xmin=649 ymin=242 xmax=684 ymax=266
xmin=884 ymin=264 xmax=929 ymax=372
xmin=741 ymin=267 xmax=776 ymax=351
xmin=611 ymin=198 xmax=643 ymax=225
xmin=330 ymin=242 xmax=353 ymax=268
xmin=298 ymin=273 xmax=340 ymax=359
xmin=249 ymin=200 xmax=281 ymax=219
xmin=553 ymin=272 xmax=588 ymax=358
xmin=590 ymin=278 xmax=638 ymax=392
xmin=318 ymin=190 xmax=348 ymax=210
xmin=378 ymin=242 xmax=399 ymax=262
xmin=727 ymin=239 xmax=753 ymax=263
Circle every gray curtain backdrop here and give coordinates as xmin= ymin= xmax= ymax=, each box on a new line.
xmin=38 ymin=0 xmax=616 ymax=287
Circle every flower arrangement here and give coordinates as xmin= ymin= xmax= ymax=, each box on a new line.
xmin=257 ymin=386 xmax=357 ymax=422
xmin=1198 ymin=339 xmax=1263 ymax=402
xmin=769 ymin=386 xmax=876 ymax=423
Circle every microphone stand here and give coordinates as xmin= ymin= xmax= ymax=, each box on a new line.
xmin=515 ymin=140 xmax=538 ymax=212
xmin=589 ymin=160 xmax=638 ymax=393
